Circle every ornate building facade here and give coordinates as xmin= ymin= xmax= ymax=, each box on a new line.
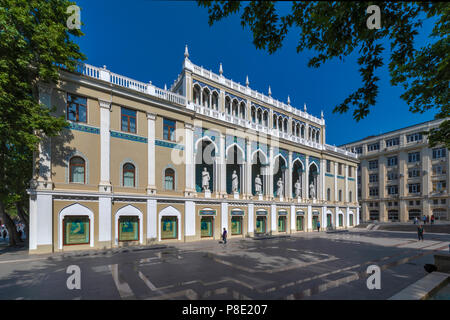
xmin=28 ymin=47 xmax=359 ymax=254
xmin=341 ymin=119 xmax=449 ymax=222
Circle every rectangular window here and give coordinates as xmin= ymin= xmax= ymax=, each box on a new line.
xmin=387 ymin=156 xmax=398 ymax=166
xmin=433 ymin=181 xmax=447 ymax=192
xmin=369 ymin=160 xmax=378 ymax=170
xmin=231 ymin=216 xmax=242 ymax=235
xmin=369 ymin=187 xmax=379 ymax=196
xmin=67 ymin=94 xmax=87 ymax=123
xmin=121 ymin=107 xmax=137 ymax=133
xmin=432 ymin=164 xmax=446 ymax=175
xmin=408 ymin=168 xmax=421 ymax=178
xmin=161 ymin=216 xmax=177 ymax=239
xmin=296 ymin=216 xmax=304 ymax=231
xmin=63 ymin=216 xmax=90 ymax=245
xmin=406 ymin=133 xmax=422 ymax=143
xmin=118 ymin=216 xmax=139 ymax=241
xmin=326 ymin=160 xmax=331 ymax=173
xmin=441 ymin=199 xmax=446 ymax=204
xmin=278 ymin=216 xmax=287 ymax=232
xmin=355 ymin=146 xmax=363 ymax=154
xmin=387 ymin=171 xmax=398 ymax=181
xmin=338 ymin=163 xmax=342 ymax=175
xmin=200 ymin=216 xmax=214 ymax=237
xmin=367 ymin=142 xmax=380 ymax=152
xmin=387 ymin=185 xmax=398 ymax=195
xmin=385 ymin=137 xmax=400 ymax=147
xmin=408 ymin=152 xmax=420 ymax=163
xmin=348 ymin=166 xmax=353 ymax=177
xmin=432 ymin=148 xmax=446 ymax=159
xmin=163 ymin=118 xmax=176 ymax=141
xmin=369 ymin=174 xmax=378 ymax=183
xmin=408 ymin=183 xmax=421 ymax=193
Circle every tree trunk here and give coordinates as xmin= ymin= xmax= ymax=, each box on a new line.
xmin=16 ymin=203 xmax=29 ymax=245
xmin=0 ymin=200 xmax=21 ymax=246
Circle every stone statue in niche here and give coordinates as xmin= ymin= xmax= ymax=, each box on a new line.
xmin=276 ymin=178 xmax=284 ymax=198
xmin=255 ymin=174 xmax=263 ymax=195
xmin=202 ymin=167 xmax=210 ymax=191
xmin=295 ymin=179 xmax=302 ymax=198
xmin=309 ymin=181 xmax=316 ymax=199
xmin=232 ymin=170 xmax=239 ymax=193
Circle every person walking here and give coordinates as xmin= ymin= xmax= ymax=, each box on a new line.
xmin=413 ymin=217 xmax=417 ymax=225
xmin=422 ymin=215 xmax=427 ymax=225
xmin=417 ymin=224 xmax=424 ymax=241
xmin=431 ymin=215 xmax=435 ymax=225
xmin=316 ymin=221 xmax=321 ymax=232
xmin=222 ymin=228 xmax=227 ymax=244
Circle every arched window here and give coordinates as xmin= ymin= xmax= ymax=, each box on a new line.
xmin=225 ymin=97 xmax=231 ymax=114
xmin=349 ymin=191 xmax=352 ymax=202
xmin=339 ymin=190 xmax=342 ymax=202
xmin=123 ymin=163 xmax=135 ymax=187
xmin=273 ymin=114 xmax=277 ymax=129
xmin=251 ymin=107 xmax=256 ymax=123
xmin=263 ymin=111 xmax=268 ymax=127
xmin=69 ymin=156 xmax=85 ymax=183
xmin=240 ymin=102 xmax=246 ymax=119
xmin=164 ymin=168 xmax=175 ymax=190
xmin=327 ymin=188 xmax=331 ymax=201
xmin=212 ymin=91 xmax=219 ymax=110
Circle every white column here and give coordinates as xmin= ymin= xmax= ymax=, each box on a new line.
xmin=320 ymin=159 xmax=325 ymax=200
xmin=184 ymin=123 xmax=195 ymax=196
xmin=346 ymin=207 xmax=350 ymax=227
xmin=355 ymin=165 xmax=358 ymax=203
xmin=307 ymin=205 xmax=312 ymax=231
xmin=98 ymin=196 xmax=112 ymax=243
xmin=220 ymin=133 xmax=226 ymax=196
xmin=271 ymin=204 xmax=277 ymax=232
xmin=287 ymin=151 xmax=293 ymax=199
xmin=36 ymin=84 xmax=53 ymax=190
xmin=290 ymin=205 xmax=296 ymax=231
xmin=268 ymin=146 xmax=274 ymax=199
xmin=99 ymin=99 xmax=112 ymax=192
xmin=322 ymin=206 xmax=327 ymax=228
xmin=185 ymin=200 xmax=196 ymax=237
xmin=221 ymin=202 xmax=228 ymax=231
xmin=248 ymin=203 xmax=254 ymax=234
xmin=29 ymin=195 xmax=38 ymax=250
xmin=334 ymin=162 xmax=338 ymax=201
xmin=147 ymin=113 xmax=157 ymax=195
xmin=335 ymin=206 xmax=339 ymax=227
xmin=345 ymin=164 xmax=349 ymax=203
xmin=246 ymin=139 xmax=252 ymax=197
xmin=35 ymin=194 xmax=52 ymax=248
xmin=304 ymin=155 xmax=309 ymax=199
xmin=356 ymin=207 xmax=360 ymax=225
xmin=147 ymin=199 xmax=157 ymax=240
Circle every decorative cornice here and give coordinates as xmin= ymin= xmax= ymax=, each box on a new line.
xmin=146 ymin=112 xmax=157 ymax=120
xmin=98 ymin=98 xmax=112 ymax=110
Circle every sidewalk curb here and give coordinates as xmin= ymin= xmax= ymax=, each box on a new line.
xmin=389 ymin=272 xmax=450 ymax=300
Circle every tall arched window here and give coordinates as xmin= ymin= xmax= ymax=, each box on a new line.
xmin=123 ymin=163 xmax=136 ymax=187
xmin=327 ymin=188 xmax=331 ymax=201
xmin=164 ymin=168 xmax=175 ymax=190
xmin=349 ymin=191 xmax=352 ymax=202
xmin=339 ymin=190 xmax=342 ymax=202
xmin=69 ymin=156 xmax=85 ymax=183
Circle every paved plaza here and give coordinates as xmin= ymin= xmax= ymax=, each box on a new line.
xmin=0 ymin=229 xmax=449 ymax=300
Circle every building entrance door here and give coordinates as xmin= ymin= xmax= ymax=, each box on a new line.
xmin=256 ymin=216 xmax=267 ymax=234
xmin=201 ymin=216 xmax=214 ymax=237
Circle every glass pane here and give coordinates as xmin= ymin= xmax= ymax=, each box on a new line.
xmin=71 ymin=166 xmax=84 ymax=183
xmin=121 ymin=108 xmax=136 ymax=117
xmin=231 ymin=217 xmax=242 ymax=235
xmin=161 ymin=217 xmax=177 ymax=239
xmin=67 ymin=103 xmax=77 ymax=121
xmin=119 ymin=216 xmax=139 ymax=241
xmin=165 ymin=176 xmax=173 ymax=190
xmin=123 ymin=171 xmax=134 ymax=187
xmin=121 ymin=116 xmax=129 ymax=132
xmin=64 ymin=216 xmax=89 ymax=245
xmin=78 ymin=105 xmax=87 ymax=122
xmin=129 ymin=118 xmax=136 ymax=133
xmin=201 ymin=217 xmax=213 ymax=237
xmin=72 ymin=96 xmax=87 ymax=105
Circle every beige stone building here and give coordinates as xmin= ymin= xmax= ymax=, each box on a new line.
xmin=341 ymin=119 xmax=449 ymax=222
xmin=28 ymin=47 xmax=359 ymax=254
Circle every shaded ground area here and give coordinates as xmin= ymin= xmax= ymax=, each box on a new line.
xmin=0 ymin=230 xmax=448 ymax=300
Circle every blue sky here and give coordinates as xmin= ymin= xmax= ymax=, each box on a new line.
xmin=73 ymin=0 xmax=438 ymax=146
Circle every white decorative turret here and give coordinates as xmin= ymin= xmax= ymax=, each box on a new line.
xmin=287 ymin=96 xmax=291 ymax=105
xmin=268 ymin=86 xmax=272 ymax=97
xmin=304 ymin=103 xmax=307 ymax=112
xmin=219 ymin=63 xmax=223 ymax=76
xmin=184 ymin=45 xmax=189 ymax=59
xmin=246 ymin=75 xmax=249 ymax=87
xmin=164 ymin=84 xmax=167 ymax=91
xmin=321 ymin=110 xmax=324 ymax=119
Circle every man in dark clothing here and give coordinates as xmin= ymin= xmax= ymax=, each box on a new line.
xmin=417 ymin=224 xmax=424 ymax=241
xmin=317 ymin=221 xmax=320 ymax=232
xmin=222 ymin=228 xmax=227 ymax=244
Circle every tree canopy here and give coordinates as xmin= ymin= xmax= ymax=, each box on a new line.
xmin=0 ymin=0 xmax=85 ymax=245
xmin=198 ymin=1 xmax=449 ymax=148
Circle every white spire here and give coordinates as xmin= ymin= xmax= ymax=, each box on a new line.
xmin=219 ymin=63 xmax=223 ymax=76
xmin=321 ymin=110 xmax=324 ymax=119
xmin=164 ymin=84 xmax=167 ymax=91
xmin=184 ymin=44 xmax=189 ymax=59
xmin=268 ymin=86 xmax=272 ymax=97
xmin=287 ymin=96 xmax=291 ymax=105
xmin=246 ymin=75 xmax=249 ymax=87
xmin=304 ymin=103 xmax=307 ymax=112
